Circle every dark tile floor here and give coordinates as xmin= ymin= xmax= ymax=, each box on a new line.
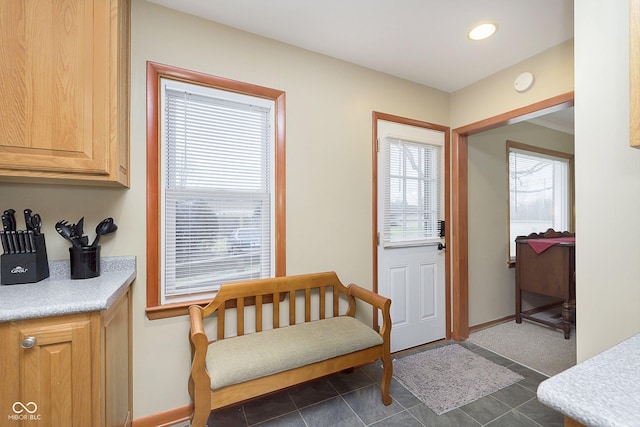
xmin=206 ymin=341 xmax=564 ymax=427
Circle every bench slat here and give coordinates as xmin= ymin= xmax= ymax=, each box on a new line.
xmin=289 ymin=290 xmax=296 ymax=325
xmin=319 ymin=286 xmax=326 ymax=319
xmin=273 ymin=292 xmax=280 ymax=329
xmin=237 ymin=298 xmax=245 ymax=336
xmin=217 ymin=304 xmax=225 ymax=341
xmin=256 ymin=295 xmax=263 ymax=332
xmin=305 ymin=288 xmax=311 ymax=322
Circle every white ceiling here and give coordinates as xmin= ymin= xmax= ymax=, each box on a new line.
xmin=528 ymin=108 xmax=575 ymax=135
xmin=146 ymin=0 xmax=575 ymax=132
xmin=147 ymin=0 xmax=574 ymax=93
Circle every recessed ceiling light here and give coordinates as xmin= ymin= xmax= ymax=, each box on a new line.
xmin=468 ymin=23 xmax=497 ymax=41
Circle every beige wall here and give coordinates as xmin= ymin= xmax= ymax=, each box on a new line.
xmin=451 ymin=39 xmax=574 ymax=129
xmin=574 ymin=0 xmax=640 ymax=360
xmin=467 ymin=122 xmax=574 ymax=327
xmin=139 ymin=0 xmax=451 ymax=418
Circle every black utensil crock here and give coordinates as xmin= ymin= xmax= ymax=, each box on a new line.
xmin=69 ymin=245 xmax=100 ymax=279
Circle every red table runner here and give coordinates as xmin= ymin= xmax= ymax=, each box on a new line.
xmin=527 ymin=237 xmax=575 ymax=254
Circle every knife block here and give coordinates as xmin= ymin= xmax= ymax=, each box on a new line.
xmin=1 ymin=234 xmax=50 ymax=285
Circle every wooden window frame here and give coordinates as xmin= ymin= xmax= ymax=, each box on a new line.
xmin=145 ymin=62 xmax=286 ymax=319
xmin=506 ymin=140 xmax=574 ymax=268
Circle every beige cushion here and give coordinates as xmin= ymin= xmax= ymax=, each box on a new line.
xmin=206 ymin=316 xmax=383 ymax=390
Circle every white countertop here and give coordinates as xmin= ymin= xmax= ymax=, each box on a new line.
xmin=0 ymin=256 xmax=136 ymax=322
xmin=537 ymin=333 xmax=640 ymax=426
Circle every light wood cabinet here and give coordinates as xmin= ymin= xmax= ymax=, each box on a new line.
xmin=0 ymin=0 xmax=130 ymax=186
xmin=0 ymin=289 xmax=132 ymax=427
xmin=631 ymin=0 xmax=640 ymax=148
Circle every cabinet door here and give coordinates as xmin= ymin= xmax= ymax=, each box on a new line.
xmin=103 ymin=290 xmax=132 ymax=427
xmin=10 ymin=315 xmax=96 ymax=427
xmin=0 ymin=0 xmax=129 ymax=186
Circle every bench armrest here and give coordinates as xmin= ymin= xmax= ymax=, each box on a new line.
xmin=189 ymin=305 xmax=210 ymax=368
xmin=346 ymin=283 xmax=392 ymax=343
xmin=347 ymin=283 xmax=390 ymax=311
xmin=188 ymin=305 xmax=212 ymax=414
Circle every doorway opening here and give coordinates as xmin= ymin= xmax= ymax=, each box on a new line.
xmin=450 ymin=92 xmax=575 ymax=340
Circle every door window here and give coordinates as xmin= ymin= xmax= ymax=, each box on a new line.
xmin=383 ymin=137 xmax=442 ymax=247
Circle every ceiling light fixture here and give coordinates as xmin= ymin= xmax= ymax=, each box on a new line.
xmin=468 ymin=23 xmax=497 ymax=41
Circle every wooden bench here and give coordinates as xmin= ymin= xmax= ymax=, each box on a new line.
xmin=188 ymin=271 xmax=392 ymax=427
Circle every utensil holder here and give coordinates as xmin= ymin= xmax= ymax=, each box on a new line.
xmin=69 ymin=245 xmax=100 ymax=279
xmin=1 ymin=234 xmax=50 ymax=285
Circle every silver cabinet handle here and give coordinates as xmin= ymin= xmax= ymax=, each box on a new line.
xmin=21 ymin=336 xmax=36 ymax=349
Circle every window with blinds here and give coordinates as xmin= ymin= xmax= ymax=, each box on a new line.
xmin=383 ymin=137 xmax=442 ymax=247
xmin=160 ymin=78 xmax=275 ymax=303
xmin=508 ymin=143 xmax=572 ymax=259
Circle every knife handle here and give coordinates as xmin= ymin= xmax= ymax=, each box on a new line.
xmin=20 ymin=231 xmax=30 ymax=253
xmin=6 ymin=231 xmax=15 ymax=254
xmin=28 ymin=230 xmax=36 ymax=253
xmin=1 ymin=214 xmax=11 ymax=232
xmin=15 ymin=231 xmax=22 ymax=253
xmin=3 ymin=209 xmax=16 ymax=231
xmin=24 ymin=209 xmax=33 ymax=231
xmin=31 ymin=214 xmax=42 ymax=236
xmin=0 ymin=231 xmax=8 ymax=254
xmin=11 ymin=230 xmax=23 ymax=254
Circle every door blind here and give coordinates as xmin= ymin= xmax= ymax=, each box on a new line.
xmin=383 ymin=137 xmax=442 ymax=247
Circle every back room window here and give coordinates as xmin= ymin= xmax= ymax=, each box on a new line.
xmin=507 ymin=141 xmax=573 ymax=262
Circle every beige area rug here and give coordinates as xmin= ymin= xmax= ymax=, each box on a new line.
xmin=393 ymin=344 xmax=524 ymax=415
xmin=469 ymin=319 xmax=576 ymax=376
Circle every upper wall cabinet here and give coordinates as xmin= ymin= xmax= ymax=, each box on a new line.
xmin=632 ymin=0 xmax=640 ymax=148
xmin=0 ymin=0 xmax=130 ymax=186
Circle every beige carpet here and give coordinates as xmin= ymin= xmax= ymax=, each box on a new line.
xmin=393 ymin=344 xmax=524 ymax=415
xmin=468 ymin=319 xmax=576 ymax=376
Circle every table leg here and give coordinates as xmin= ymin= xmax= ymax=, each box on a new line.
xmin=562 ymin=300 xmax=572 ymax=339
xmin=515 ymin=288 xmax=522 ymax=323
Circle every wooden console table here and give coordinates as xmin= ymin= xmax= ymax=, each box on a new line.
xmin=515 ymin=229 xmax=575 ymax=339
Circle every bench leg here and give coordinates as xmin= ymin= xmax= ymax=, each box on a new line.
xmin=191 ymin=379 xmax=212 ymax=427
xmin=380 ymin=355 xmax=392 ymax=405
xmin=191 ymin=406 xmax=209 ymax=427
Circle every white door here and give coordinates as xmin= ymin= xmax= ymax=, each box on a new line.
xmin=377 ymin=119 xmax=446 ymax=353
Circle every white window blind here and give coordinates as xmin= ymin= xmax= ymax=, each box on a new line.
xmin=508 ymin=147 xmax=570 ymax=258
xmin=160 ymin=79 xmax=275 ymax=303
xmin=383 ymin=137 xmax=442 ymax=247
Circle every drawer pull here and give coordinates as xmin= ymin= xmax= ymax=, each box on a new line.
xmin=21 ymin=336 xmax=36 ymax=349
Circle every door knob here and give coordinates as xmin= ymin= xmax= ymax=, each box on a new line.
xmin=21 ymin=336 xmax=36 ymax=349
xmin=437 ymin=243 xmax=446 ymax=251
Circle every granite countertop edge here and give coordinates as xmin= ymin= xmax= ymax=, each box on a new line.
xmin=537 ymin=334 xmax=640 ymax=426
xmin=0 ymin=256 xmax=136 ymax=322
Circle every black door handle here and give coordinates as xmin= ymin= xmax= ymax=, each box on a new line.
xmin=437 ymin=243 xmax=446 ymax=251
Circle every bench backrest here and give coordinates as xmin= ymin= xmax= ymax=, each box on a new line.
xmin=198 ymin=271 xmax=356 ymax=341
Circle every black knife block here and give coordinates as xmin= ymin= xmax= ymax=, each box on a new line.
xmin=1 ymin=234 xmax=50 ymax=285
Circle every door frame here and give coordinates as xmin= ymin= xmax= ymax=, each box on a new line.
xmin=372 ymin=111 xmax=451 ymax=341
xmin=450 ymin=91 xmax=575 ymax=340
